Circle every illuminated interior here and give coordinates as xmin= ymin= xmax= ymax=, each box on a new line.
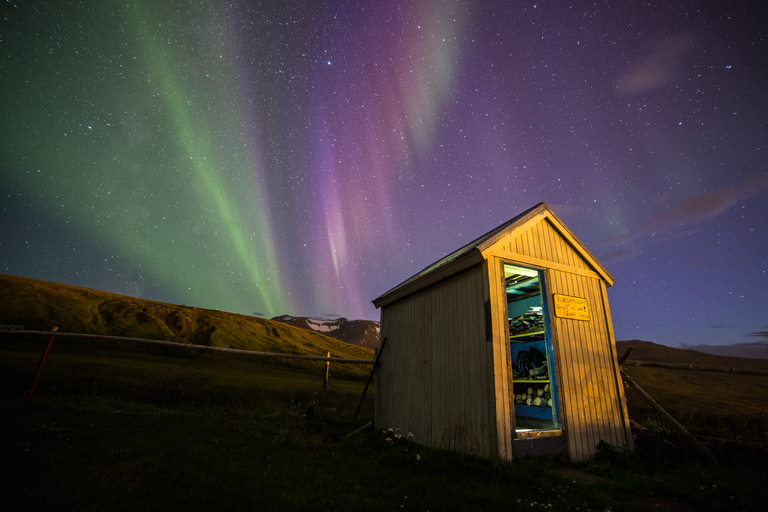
xmin=504 ymin=263 xmax=562 ymax=435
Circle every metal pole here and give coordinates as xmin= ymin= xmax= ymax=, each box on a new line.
xmin=25 ymin=327 xmax=58 ymax=405
xmin=354 ymin=336 xmax=387 ymax=420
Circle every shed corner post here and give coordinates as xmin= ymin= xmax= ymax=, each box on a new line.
xmin=484 ymin=257 xmax=515 ymax=461
xmin=373 ymin=329 xmax=386 ymax=430
xmin=600 ymin=280 xmax=634 ymax=452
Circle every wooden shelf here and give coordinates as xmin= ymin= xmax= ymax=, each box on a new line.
xmin=510 ymin=330 xmax=545 ymax=340
xmin=514 ymin=379 xmax=549 ymax=384
xmin=515 ymin=404 xmax=553 ymax=420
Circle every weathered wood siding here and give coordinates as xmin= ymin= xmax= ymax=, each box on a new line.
xmin=485 ymin=257 xmax=515 ymax=460
xmin=546 ymin=270 xmax=632 ymax=460
xmin=484 ymin=215 xmax=632 ymax=461
xmin=376 ymin=264 xmax=498 ymax=459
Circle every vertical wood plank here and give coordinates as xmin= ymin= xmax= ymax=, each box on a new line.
xmin=587 ymin=275 xmax=621 ymax=447
xmin=601 ymin=280 xmax=633 ymax=450
xmin=488 ymin=257 xmax=513 ymax=460
xmin=592 ymin=274 xmax=624 ymax=448
xmin=562 ymin=271 xmax=590 ymax=461
xmin=554 ymin=270 xmax=585 ymax=460
xmin=582 ymin=276 xmax=611 ymax=446
xmin=482 ymin=260 xmax=501 ymax=459
xmin=541 ymin=220 xmax=553 ymax=264
xmin=578 ymin=274 xmax=606 ymax=452
xmin=580 ymin=275 xmax=601 ymax=458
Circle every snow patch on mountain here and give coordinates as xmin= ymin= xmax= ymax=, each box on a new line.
xmin=271 ymin=315 xmax=380 ymax=350
xmin=306 ymin=318 xmax=340 ymax=332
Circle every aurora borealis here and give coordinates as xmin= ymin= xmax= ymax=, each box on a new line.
xmin=2 ymin=1 xmax=767 ymax=348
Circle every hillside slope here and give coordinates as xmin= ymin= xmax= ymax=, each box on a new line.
xmin=0 ymin=274 xmax=373 ymax=377
xmin=616 ymin=339 xmax=768 ymax=371
xmin=683 ymin=341 xmax=768 ymax=360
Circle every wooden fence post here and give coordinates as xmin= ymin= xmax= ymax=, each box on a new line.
xmin=323 ymin=352 xmax=330 ymax=391
xmin=620 ymin=369 xmax=715 ymax=462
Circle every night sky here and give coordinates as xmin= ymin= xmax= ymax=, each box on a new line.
xmin=2 ymin=1 xmax=767 ymax=348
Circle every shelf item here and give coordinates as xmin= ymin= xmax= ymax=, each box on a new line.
xmin=513 ymin=382 xmax=552 ymax=406
xmin=508 ymin=306 xmax=545 ymax=336
xmin=510 ymin=330 xmax=545 ymax=341
xmin=513 ymin=344 xmax=546 ymax=377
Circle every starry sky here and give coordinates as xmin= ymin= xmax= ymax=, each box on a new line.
xmin=2 ymin=0 xmax=767 ymax=348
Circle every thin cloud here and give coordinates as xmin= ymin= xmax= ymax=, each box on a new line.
xmin=602 ymin=173 xmax=768 ymax=262
xmin=654 ymin=173 xmax=768 ymax=229
xmin=743 ymin=331 xmax=768 ymax=341
xmin=598 ymin=245 xmax=640 ymax=264
xmin=615 ymin=33 xmax=696 ymax=95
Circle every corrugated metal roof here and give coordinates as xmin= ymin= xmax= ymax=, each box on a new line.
xmin=372 ymin=202 xmax=613 ymax=308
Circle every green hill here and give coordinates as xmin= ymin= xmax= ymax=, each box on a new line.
xmin=0 ymin=273 xmax=373 ymax=379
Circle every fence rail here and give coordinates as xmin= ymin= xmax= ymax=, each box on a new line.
xmin=0 ymin=328 xmax=376 ymax=364
xmin=620 ymin=359 xmax=768 ymax=377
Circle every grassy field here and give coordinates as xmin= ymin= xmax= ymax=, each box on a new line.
xmin=2 ymin=275 xmax=767 ymax=510
xmin=622 ymin=365 xmax=768 ymax=444
xmin=2 ymin=333 xmax=767 ymax=512
xmin=617 ymin=340 xmax=768 ymax=445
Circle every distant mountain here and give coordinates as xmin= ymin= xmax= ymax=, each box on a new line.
xmin=681 ymin=341 xmax=768 ymax=360
xmin=271 ymin=315 xmax=380 ymax=351
xmin=616 ymin=339 xmax=768 ymax=371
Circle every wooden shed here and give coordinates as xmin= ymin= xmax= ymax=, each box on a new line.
xmin=372 ymin=202 xmax=633 ymax=461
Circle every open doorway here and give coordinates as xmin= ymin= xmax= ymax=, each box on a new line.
xmin=504 ymin=263 xmax=561 ymax=435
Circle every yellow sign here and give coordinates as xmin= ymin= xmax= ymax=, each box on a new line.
xmin=554 ymin=294 xmax=590 ymax=321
